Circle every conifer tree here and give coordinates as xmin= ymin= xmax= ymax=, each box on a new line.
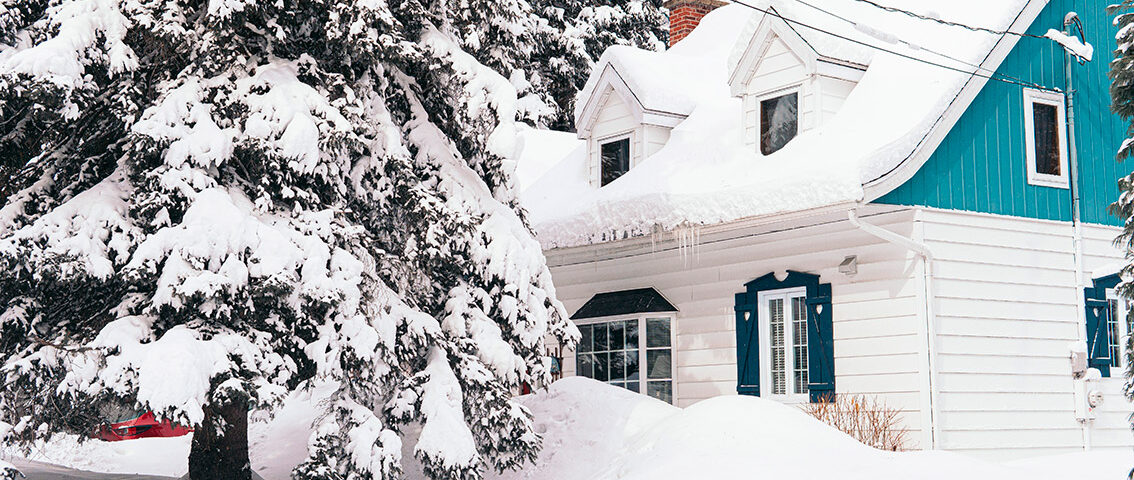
xmin=1108 ymin=0 xmax=1134 ymax=411
xmin=0 ymin=1 xmax=577 ymax=479
xmin=529 ymin=0 xmax=669 ymax=130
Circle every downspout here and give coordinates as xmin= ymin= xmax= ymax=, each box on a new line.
xmin=848 ymin=209 xmax=940 ymax=449
xmin=1063 ymin=11 xmax=1091 ymax=452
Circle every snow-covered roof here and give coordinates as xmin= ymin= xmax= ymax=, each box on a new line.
xmin=523 ymin=0 xmax=1042 ymax=250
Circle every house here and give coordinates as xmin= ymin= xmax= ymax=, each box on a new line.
xmin=515 ymin=0 xmax=1134 ymax=458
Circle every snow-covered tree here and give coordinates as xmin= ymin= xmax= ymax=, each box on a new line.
xmin=1109 ymin=0 xmax=1134 ymax=411
xmin=529 ymin=0 xmax=669 ymax=130
xmin=0 ymin=1 xmax=577 ymax=479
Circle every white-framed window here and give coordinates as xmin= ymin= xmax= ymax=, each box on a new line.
xmin=598 ymin=133 xmax=631 ymax=186
xmin=1105 ymin=288 xmax=1132 ymax=369
xmin=759 ymin=87 xmax=799 ymax=155
xmin=758 ymin=287 xmax=809 ymax=402
xmin=574 ymin=315 xmax=674 ymax=403
xmin=1023 ymin=88 xmax=1069 ymax=189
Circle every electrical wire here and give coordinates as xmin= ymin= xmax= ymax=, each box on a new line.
xmin=852 ymin=0 xmax=1049 ymax=39
xmin=727 ymin=0 xmax=1052 ymax=90
xmin=793 ymin=0 xmax=1047 ymax=89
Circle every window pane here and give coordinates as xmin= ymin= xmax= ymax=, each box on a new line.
xmin=626 ymin=381 xmax=640 ymax=393
xmin=626 ymin=321 xmax=639 ymax=349
xmin=1032 ymin=102 xmax=1061 ymax=176
xmin=611 ymin=349 xmax=626 ymax=381
xmin=647 ymin=380 xmax=672 ymax=403
xmin=647 ymin=349 xmax=671 ymax=379
xmin=601 ymin=138 xmax=631 ymax=186
xmin=578 ymin=324 xmax=592 ymax=353
xmin=646 ymin=318 xmax=671 ymax=348
xmin=577 ymin=353 xmax=594 ymax=378
xmin=610 ymin=321 xmax=625 ymax=351
xmin=760 ymin=92 xmax=798 ymax=155
xmin=1110 ymin=299 xmax=1122 ymax=368
xmin=625 ymin=350 xmax=640 ymax=381
xmin=769 ymin=297 xmax=786 ymax=395
xmin=593 ymin=324 xmax=609 ymax=352
xmin=792 ymin=296 xmax=809 ymax=395
xmin=594 ymin=352 xmax=609 ymax=381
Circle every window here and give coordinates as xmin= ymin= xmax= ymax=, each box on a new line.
xmin=1023 ymin=88 xmax=1069 ymax=188
xmin=1106 ymin=289 xmax=1132 ymax=369
xmin=575 ymin=316 xmax=673 ymax=403
xmin=759 ymin=287 xmax=809 ymax=401
xmin=760 ymin=91 xmax=798 ymax=155
xmin=600 ymin=137 xmax=630 ymax=186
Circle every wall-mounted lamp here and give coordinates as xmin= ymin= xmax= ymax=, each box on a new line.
xmin=838 ymin=255 xmax=858 ymax=276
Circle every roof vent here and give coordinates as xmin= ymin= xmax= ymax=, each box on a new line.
xmin=665 ymin=0 xmax=727 ymax=48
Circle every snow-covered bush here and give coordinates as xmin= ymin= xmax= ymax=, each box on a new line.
xmin=0 ymin=1 xmax=578 ymax=479
xmin=800 ymin=395 xmax=910 ymax=451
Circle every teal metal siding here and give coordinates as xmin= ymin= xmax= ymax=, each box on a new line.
xmin=876 ymin=0 xmax=1128 ymax=226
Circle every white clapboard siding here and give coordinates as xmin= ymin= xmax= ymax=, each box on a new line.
xmin=548 ymin=208 xmax=928 ymax=447
xmin=919 ymin=208 xmax=1133 ymax=459
xmin=587 ymin=91 xmax=641 ymax=186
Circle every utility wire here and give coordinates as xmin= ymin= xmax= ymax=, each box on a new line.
xmin=726 ymin=0 xmax=1052 ymax=90
xmin=793 ymin=0 xmax=1046 ymax=89
xmin=852 ymin=0 xmax=1049 ymax=39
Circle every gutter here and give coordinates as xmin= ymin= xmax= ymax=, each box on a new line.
xmin=847 ymin=209 xmax=940 ymax=450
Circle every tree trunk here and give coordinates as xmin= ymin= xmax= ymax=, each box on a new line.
xmin=188 ymin=395 xmax=251 ymax=480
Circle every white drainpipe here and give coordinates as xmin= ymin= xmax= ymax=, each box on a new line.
xmin=848 ymin=209 xmax=940 ymax=449
xmin=1063 ymin=12 xmax=1091 ymax=451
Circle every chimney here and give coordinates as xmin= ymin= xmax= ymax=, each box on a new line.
xmin=665 ymin=0 xmax=726 ymax=48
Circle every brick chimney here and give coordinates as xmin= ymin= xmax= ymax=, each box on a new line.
xmin=665 ymin=0 xmax=726 ymax=47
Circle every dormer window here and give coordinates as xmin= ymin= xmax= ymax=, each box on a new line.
xmin=1023 ymin=88 xmax=1069 ymax=188
xmin=760 ymin=90 xmax=798 ymax=155
xmin=601 ymin=136 xmax=631 ymax=186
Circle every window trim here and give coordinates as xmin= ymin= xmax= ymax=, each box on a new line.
xmin=1105 ymin=288 xmax=1130 ymax=370
xmin=757 ymin=85 xmax=801 ymax=156
xmin=757 ymin=286 xmax=810 ymax=404
xmin=1022 ymin=88 xmax=1069 ymax=189
xmin=597 ymin=131 xmax=633 ymax=187
xmin=571 ymin=313 xmax=677 ymax=403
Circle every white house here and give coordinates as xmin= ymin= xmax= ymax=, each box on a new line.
xmin=516 ymin=0 xmax=1134 ymax=458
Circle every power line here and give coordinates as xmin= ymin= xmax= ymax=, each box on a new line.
xmin=726 ymin=0 xmax=1052 ymax=90
xmin=852 ymin=0 xmax=1049 ymax=39
xmin=793 ymin=0 xmax=1046 ymax=89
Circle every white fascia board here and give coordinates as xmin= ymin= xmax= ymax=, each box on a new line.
xmin=575 ymin=65 xmax=646 ymax=138
xmin=860 ymin=0 xmax=1048 ymax=202
xmin=816 ymin=58 xmax=866 ymax=82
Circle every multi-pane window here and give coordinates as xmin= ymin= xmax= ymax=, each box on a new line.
xmin=575 ymin=316 xmax=673 ymax=403
xmin=760 ymin=91 xmax=798 ymax=155
xmin=1023 ymin=88 xmax=1068 ymax=188
xmin=1106 ymin=289 xmax=1132 ymax=369
xmin=600 ymin=137 xmax=630 ymax=186
xmin=760 ymin=288 xmax=808 ymax=401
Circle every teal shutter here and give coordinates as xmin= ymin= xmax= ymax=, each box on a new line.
xmin=1085 ymin=274 xmax=1120 ymax=378
xmin=806 ymin=282 xmax=835 ymax=403
xmin=735 ymin=292 xmax=760 ymax=396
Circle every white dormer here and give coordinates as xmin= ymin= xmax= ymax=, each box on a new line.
xmin=728 ymin=11 xmax=868 ymax=155
xmin=575 ymin=62 xmax=686 ymax=187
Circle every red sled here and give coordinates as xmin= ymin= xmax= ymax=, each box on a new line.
xmin=95 ymin=411 xmax=192 ymax=441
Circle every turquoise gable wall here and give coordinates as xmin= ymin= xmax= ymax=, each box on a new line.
xmin=876 ymin=0 xmax=1129 ymax=226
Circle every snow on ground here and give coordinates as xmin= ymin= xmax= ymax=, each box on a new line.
xmin=521 ymin=0 xmax=1038 ymax=249
xmin=6 ymin=377 xmax=1131 ymax=479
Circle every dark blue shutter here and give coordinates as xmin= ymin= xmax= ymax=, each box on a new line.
xmin=1085 ymin=274 xmax=1120 ymax=378
xmin=735 ymin=292 xmax=760 ymax=396
xmin=806 ymin=282 xmax=835 ymax=402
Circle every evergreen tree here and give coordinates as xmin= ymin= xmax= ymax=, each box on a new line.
xmin=529 ymin=0 xmax=669 ymax=130
xmin=1108 ymin=0 xmax=1134 ymax=416
xmin=0 ymin=1 xmax=577 ymax=479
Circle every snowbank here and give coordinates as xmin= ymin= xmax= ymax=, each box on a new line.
xmin=521 ymin=0 xmax=1035 ymax=249
xmin=16 ymin=378 xmax=1131 ymax=479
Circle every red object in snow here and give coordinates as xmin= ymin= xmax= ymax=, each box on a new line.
xmin=95 ymin=411 xmax=193 ymax=441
